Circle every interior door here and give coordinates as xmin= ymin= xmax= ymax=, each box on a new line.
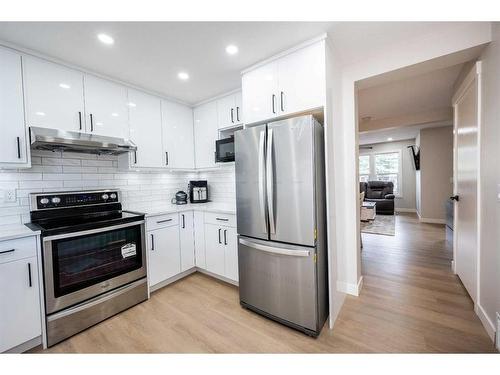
xmin=235 ymin=124 xmax=268 ymax=240
xmin=453 ymin=65 xmax=479 ymax=302
xmin=268 ymin=116 xmax=316 ymax=246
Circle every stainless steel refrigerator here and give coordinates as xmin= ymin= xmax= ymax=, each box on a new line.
xmin=235 ymin=114 xmax=328 ymax=337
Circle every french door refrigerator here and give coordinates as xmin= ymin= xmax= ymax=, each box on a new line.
xmin=235 ymin=114 xmax=328 ymax=337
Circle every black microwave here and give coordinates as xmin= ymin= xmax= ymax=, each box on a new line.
xmin=215 ymin=137 xmax=235 ymax=163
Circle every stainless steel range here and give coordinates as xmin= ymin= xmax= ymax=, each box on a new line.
xmin=26 ymin=189 xmax=148 ymax=347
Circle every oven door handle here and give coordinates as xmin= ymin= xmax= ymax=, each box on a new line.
xmin=42 ymin=220 xmax=145 ymax=241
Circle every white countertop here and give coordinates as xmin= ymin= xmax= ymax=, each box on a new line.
xmin=0 ymin=224 xmax=40 ymax=242
xmin=142 ymin=202 xmax=236 ymax=218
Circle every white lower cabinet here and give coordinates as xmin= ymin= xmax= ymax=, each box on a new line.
xmin=0 ymin=251 xmax=41 ymax=352
xmin=223 ymin=227 xmax=238 ymax=282
xmin=147 ymin=224 xmax=181 ymax=287
xmin=179 ymin=212 xmax=195 ymax=271
xmin=204 ymin=217 xmax=238 ymax=282
xmin=193 ymin=211 xmax=206 ymax=269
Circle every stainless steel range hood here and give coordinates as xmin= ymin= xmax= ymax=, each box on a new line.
xmin=29 ymin=127 xmax=137 ymax=155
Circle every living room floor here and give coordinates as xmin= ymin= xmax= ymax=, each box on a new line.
xmin=32 ymin=213 xmax=494 ymax=353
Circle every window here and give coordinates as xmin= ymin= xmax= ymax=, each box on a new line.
xmin=359 ymin=151 xmax=402 ymax=196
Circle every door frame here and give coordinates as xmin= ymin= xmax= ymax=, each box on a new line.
xmin=451 ymin=61 xmax=482 ymax=305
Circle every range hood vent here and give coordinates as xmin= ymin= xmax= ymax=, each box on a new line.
xmin=29 ymin=127 xmax=137 ymax=155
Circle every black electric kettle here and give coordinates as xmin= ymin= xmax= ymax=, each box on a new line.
xmin=173 ymin=191 xmax=188 ymax=205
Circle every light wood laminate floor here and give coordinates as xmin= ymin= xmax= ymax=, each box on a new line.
xmin=35 ymin=213 xmax=496 ymax=353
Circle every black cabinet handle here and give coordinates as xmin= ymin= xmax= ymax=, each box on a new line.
xmin=236 ymin=107 xmax=240 ymax=122
xmin=272 ymin=94 xmax=276 ymax=114
xmin=165 ymin=151 xmax=169 ymax=166
xmin=0 ymin=248 xmax=15 ymax=255
xmin=78 ymin=111 xmax=82 ymax=130
xmin=90 ymin=113 xmax=94 ymax=132
xmin=156 ymin=218 xmax=172 ymax=224
xmin=28 ymin=263 xmax=32 ymax=287
xmin=224 ymin=230 xmax=227 ymax=245
xmin=134 ymin=151 xmax=137 ymax=164
xmin=280 ymin=91 xmax=285 ymax=112
xmin=450 ymin=195 xmax=460 ymax=202
xmin=218 ymin=228 xmax=222 ymax=244
xmin=216 ymin=217 xmax=229 ymax=222
xmin=182 ymin=214 xmax=185 ymax=229
xmin=231 ymin=108 xmax=234 ymax=123
xmin=16 ymin=137 xmax=21 ymax=159
xmin=151 ymin=234 xmax=155 ymax=250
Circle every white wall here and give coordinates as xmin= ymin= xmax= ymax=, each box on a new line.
xmin=418 ymin=126 xmax=454 ymax=222
xmin=0 ymin=150 xmax=235 ymax=227
xmin=359 ymin=139 xmax=417 ymax=211
xmin=477 ymin=22 xmax=500 ymax=341
xmin=328 ymin=22 xmax=492 ymax=295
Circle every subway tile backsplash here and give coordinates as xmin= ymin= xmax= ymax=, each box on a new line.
xmin=0 ymin=150 xmax=236 ymax=227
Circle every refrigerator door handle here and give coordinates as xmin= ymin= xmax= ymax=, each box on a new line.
xmin=258 ymin=130 xmax=268 ymax=233
xmin=239 ymin=238 xmax=310 ymax=257
xmin=266 ymin=129 xmax=276 ymax=234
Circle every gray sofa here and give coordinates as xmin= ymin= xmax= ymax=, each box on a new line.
xmin=360 ymin=181 xmax=395 ymax=215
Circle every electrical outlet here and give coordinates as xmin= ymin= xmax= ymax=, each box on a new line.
xmin=4 ymin=189 xmax=16 ymax=203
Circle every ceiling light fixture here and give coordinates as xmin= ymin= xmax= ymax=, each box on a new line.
xmin=128 ymin=102 xmax=136 ymax=108
xmin=178 ymin=72 xmax=189 ymax=81
xmin=387 ymin=137 xmax=393 ymax=141
xmin=59 ymin=83 xmax=71 ymax=89
xmin=225 ymin=44 xmax=239 ymax=55
xmin=97 ymin=33 xmax=114 ymax=45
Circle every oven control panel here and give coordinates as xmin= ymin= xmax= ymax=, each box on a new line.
xmin=32 ymin=190 xmax=120 ymax=210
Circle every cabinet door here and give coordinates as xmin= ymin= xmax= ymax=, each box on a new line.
xmin=277 ymin=42 xmax=325 ymax=116
xmin=193 ymin=101 xmax=218 ymax=169
xmin=0 ymin=48 xmax=28 ymax=166
xmin=242 ymin=61 xmax=278 ymax=125
xmin=0 ymin=256 xmax=41 ymax=352
xmin=23 ymin=56 xmax=85 ymax=132
xmin=162 ymin=100 xmax=195 ymax=169
xmin=84 ymin=75 xmax=129 ymax=139
xmin=234 ymin=91 xmax=243 ymax=125
xmin=193 ymin=211 xmax=206 ymax=269
xmin=223 ymin=227 xmax=238 ymax=282
xmin=204 ymin=224 xmax=225 ymax=276
xmin=179 ymin=212 xmax=195 ymax=271
xmin=128 ymin=89 xmax=163 ymax=168
xmin=147 ymin=226 xmax=181 ymax=286
xmin=216 ymin=94 xmax=235 ymax=129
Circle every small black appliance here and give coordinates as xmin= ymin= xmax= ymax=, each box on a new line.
xmin=189 ymin=180 xmax=208 ymax=203
xmin=215 ymin=137 xmax=235 ymax=163
xmin=174 ymin=190 xmax=188 ymax=205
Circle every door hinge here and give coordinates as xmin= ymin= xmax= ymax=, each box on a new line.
xmin=313 ymin=253 xmax=317 ymax=263
xmin=314 ymin=228 xmax=317 ymax=240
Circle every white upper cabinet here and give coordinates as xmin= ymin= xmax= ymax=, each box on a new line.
xmin=242 ymin=61 xmax=278 ymax=125
xmin=84 ymin=75 xmax=129 ymax=139
xmin=193 ymin=101 xmax=218 ymax=169
xmin=23 ymin=56 xmax=85 ymax=132
xmin=216 ymin=91 xmax=243 ymax=129
xmin=0 ymin=48 xmax=29 ymax=167
xmin=242 ymin=39 xmax=326 ymax=125
xmin=127 ymin=89 xmax=164 ymax=168
xmin=162 ymin=100 xmax=195 ymax=169
xmin=277 ymin=41 xmax=325 ymax=116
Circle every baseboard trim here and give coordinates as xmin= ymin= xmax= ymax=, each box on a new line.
xmin=419 ymin=217 xmax=446 ymax=224
xmin=337 ymin=276 xmax=363 ymax=296
xmin=3 ymin=335 xmax=41 ymax=353
xmin=196 ymin=268 xmax=239 ymax=287
xmin=150 ymin=268 xmax=197 ymax=293
xmin=475 ymin=303 xmax=496 ymax=342
xmin=395 ymin=208 xmax=417 ymax=213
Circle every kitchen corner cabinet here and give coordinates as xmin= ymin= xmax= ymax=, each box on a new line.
xmin=0 ymin=237 xmax=41 ymax=353
xmin=0 ymin=48 xmax=30 ymax=168
xmin=147 ymin=221 xmax=181 ymax=287
xmin=84 ymin=75 xmax=130 ymax=139
xmin=193 ymin=101 xmax=218 ymax=169
xmin=162 ymin=100 xmax=195 ymax=169
xmin=127 ymin=89 xmax=164 ymax=168
xmin=23 ymin=55 xmax=85 ymax=132
xmin=242 ymin=40 xmax=325 ymax=125
xmin=179 ymin=212 xmax=195 ymax=271
xmin=216 ymin=91 xmax=243 ymax=129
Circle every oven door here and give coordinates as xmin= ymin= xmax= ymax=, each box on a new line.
xmin=216 ymin=137 xmax=235 ymax=162
xmin=42 ymin=220 xmax=147 ymax=314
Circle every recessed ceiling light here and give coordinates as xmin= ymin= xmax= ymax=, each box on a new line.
xmin=111 ymin=113 xmax=119 ymax=117
xmin=226 ymin=44 xmax=239 ymax=55
xmin=59 ymin=83 xmax=70 ymax=89
xmin=178 ymin=72 xmax=189 ymax=81
xmin=127 ymin=102 xmax=136 ymax=108
xmin=35 ymin=111 xmax=46 ymax=116
xmin=387 ymin=137 xmax=393 ymax=141
xmin=97 ymin=33 xmax=114 ymax=45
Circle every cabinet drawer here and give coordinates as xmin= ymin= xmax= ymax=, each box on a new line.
xmin=204 ymin=212 xmax=236 ymax=227
xmin=146 ymin=213 xmax=179 ymax=231
xmin=0 ymin=236 xmax=37 ymax=264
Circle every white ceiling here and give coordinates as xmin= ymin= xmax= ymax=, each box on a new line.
xmin=359 ymin=122 xmax=452 ymax=145
xmin=357 ymin=63 xmax=464 ymax=122
xmin=0 ymin=22 xmax=479 ymax=105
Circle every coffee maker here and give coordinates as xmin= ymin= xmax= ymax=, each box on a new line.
xmin=189 ymin=180 xmax=208 ymax=203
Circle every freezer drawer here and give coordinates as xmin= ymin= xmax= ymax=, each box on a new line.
xmin=238 ymin=236 xmax=318 ymax=333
